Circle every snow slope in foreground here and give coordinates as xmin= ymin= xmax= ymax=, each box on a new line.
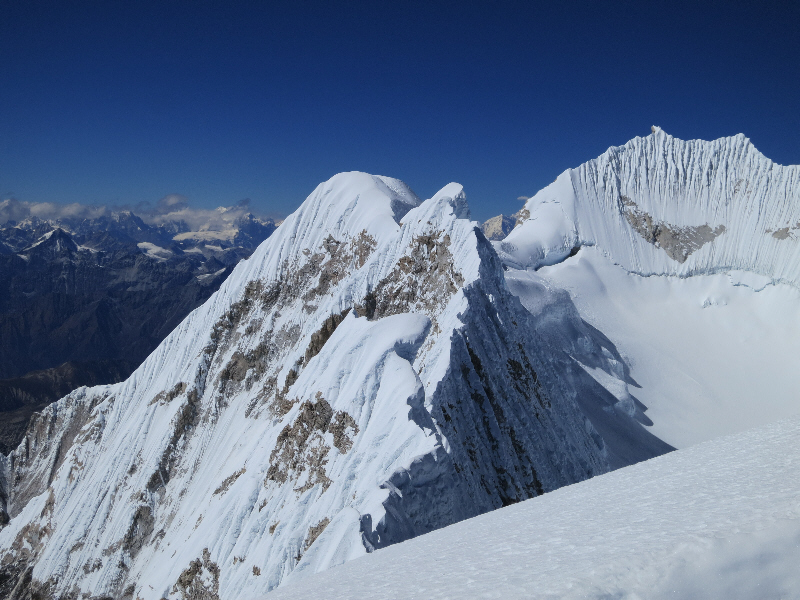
xmin=262 ymin=414 xmax=800 ymax=600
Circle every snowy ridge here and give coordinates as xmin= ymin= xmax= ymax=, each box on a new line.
xmin=500 ymin=127 xmax=800 ymax=284
xmin=262 ymin=414 xmax=800 ymax=600
xmin=496 ymin=131 xmax=800 ymax=448
xmin=0 ymin=173 xmax=663 ymax=598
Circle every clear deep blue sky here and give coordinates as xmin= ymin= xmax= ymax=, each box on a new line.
xmin=1 ymin=0 xmax=798 ymax=222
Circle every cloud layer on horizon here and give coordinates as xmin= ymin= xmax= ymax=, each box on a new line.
xmin=0 ymin=195 xmax=278 ymax=232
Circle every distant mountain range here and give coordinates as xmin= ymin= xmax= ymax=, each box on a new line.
xmin=0 ymin=208 xmax=277 ymax=453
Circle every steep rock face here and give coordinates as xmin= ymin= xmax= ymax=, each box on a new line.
xmin=499 ymin=127 xmax=800 ymax=282
xmin=0 ymin=173 xmax=667 ymax=599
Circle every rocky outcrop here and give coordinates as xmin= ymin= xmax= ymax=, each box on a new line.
xmin=620 ymin=195 xmax=726 ymax=263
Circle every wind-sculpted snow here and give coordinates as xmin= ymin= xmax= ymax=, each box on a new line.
xmin=499 ymin=127 xmax=800 ymax=284
xmin=496 ymin=129 xmax=800 ymax=449
xmin=0 ymin=172 xmax=666 ymax=599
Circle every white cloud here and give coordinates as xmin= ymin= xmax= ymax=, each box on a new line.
xmin=0 ymin=196 xmax=274 ymax=232
xmin=0 ymin=198 xmax=113 ymax=223
xmin=143 ymin=197 xmax=257 ymax=232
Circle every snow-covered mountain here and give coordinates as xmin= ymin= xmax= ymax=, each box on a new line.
xmin=498 ymin=126 xmax=800 ymax=279
xmin=0 ymin=129 xmax=797 ymax=599
xmin=0 ymin=172 xmax=666 ymax=598
xmin=498 ymin=127 xmax=800 ymax=448
xmin=262 ymin=413 xmax=800 ymax=600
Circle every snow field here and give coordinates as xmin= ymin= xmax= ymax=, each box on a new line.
xmin=522 ymin=248 xmax=800 ymax=448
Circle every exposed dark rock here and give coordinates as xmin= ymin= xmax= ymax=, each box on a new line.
xmin=149 ymin=382 xmax=187 ymax=406
xmin=329 ymin=411 xmax=358 ymax=454
xmin=173 ymin=548 xmax=220 ymax=600
xmin=514 ymin=207 xmax=530 ymax=227
xmin=620 ymin=195 xmax=726 ymax=262
xmin=265 ymin=394 xmax=357 ymax=494
xmin=213 ymin=468 xmax=246 ymax=496
xmin=123 ymin=505 xmax=154 ymax=560
xmin=772 ymin=227 xmax=792 ymax=239
xmin=304 ymin=517 xmax=330 ymax=551
xmin=768 ymin=223 xmax=800 ymax=240
xmin=304 ymin=309 xmax=351 ymax=363
xmin=369 ymin=232 xmax=464 ymax=321
xmin=146 ymin=389 xmax=201 ymax=494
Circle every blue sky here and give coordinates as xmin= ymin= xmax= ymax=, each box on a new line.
xmin=1 ymin=1 xmax=798 ymax=222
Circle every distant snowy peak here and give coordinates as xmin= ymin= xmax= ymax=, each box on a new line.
xmin=499 ymin=128 xmax=800 ymax=284
xmin=480 ymin=215 xmax=515 ymax=241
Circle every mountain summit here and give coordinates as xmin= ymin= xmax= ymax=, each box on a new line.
xmin=498 ymin=128 xmax=800 ymax=280
xmin=0 ymin=171 xmax=665 ymax=598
